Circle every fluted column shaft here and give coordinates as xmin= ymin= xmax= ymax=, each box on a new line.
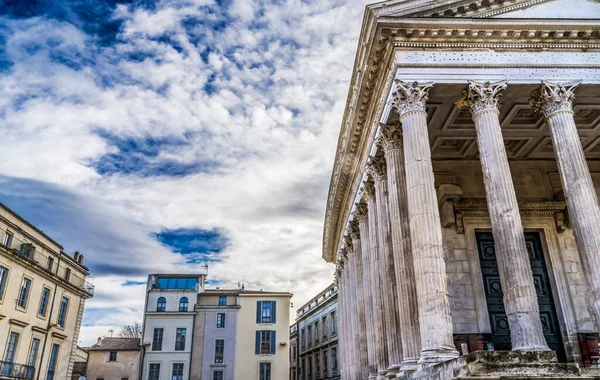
xmin=467 ymin=80 xmax=548 ymax=351
xmin=357 ymin=202 xmax=379 ymax=380
xmin=365 ymin=182 xmax=389 ymax=379
xmin=532 ymin=80 xmax=600 ymax=324
xmin=351 ymin=227 xmax=371 ymax=380
xmin=393 ymin=81 xmax=458 ymax=363
xmin=379 ymin=124 xmax=421 ymax=372
xmin=370 ymin=159 xmax=403 ymax=376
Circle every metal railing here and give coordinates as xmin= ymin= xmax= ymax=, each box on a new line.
xmin=0 ymin=361 xmax=35 ymax=379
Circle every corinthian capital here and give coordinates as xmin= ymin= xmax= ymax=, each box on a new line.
xmin=366 ymin=156 xmax=387 ymax=182
xmin=343 ymin=233 xmax=353 ymax=251
xmin=362 ymin=178 xmax=376 ymax=203
xmin=377 ymin=123 xmax=403 ymax=152
xmin=348 ymin=219 xmax=361 ymax=240
xmin=529 ymin=80 xmax=581 ymax=118
xmin=459 ymin=80 xmax=508 ymax=115
xmin=354 ymin=201 xmax=368 ymax=222
xmin=391 ymin=80 xmax=434 ymax=118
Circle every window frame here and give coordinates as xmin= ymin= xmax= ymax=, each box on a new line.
xmin=171 ymin=363 xmax=184 ymax=380
xmin=175 ymin=328 xmax=186 ymax=351
xmin=38 ymin=287 xmax=51 ymax=318
xmin=218 ymin=296 xmax=227 ymax=306
xmin=214 ymin=339 xmax=225 ymax=364
xmin=108 ymin=351 xmax=117 ymax=362
xmin=178 ymin=297 xmax=188 ymax=312
xmin=4 ymin=331 xmax=20 ymax=362
xmin=56 ymin=296 xmax=69 ymax=328
xmin=148 ymin=363 xmax=161 ymax=380
xmin=258 ymin=362 xmax=271 ymax=380
xmin=259 ymin=331 xmax=271 ymax=355
xmin=46 ymin=257 xmax=54 ymax=272
xmin=216 ymin=313 xmax=226 ymax=329
xmin=0 ymin=265 xmax=9 ymax=303
xmin=17 ymin=275 xmax=32 ymax=310
xmin=152 ymin=328 xmax=164 ymax=351
xmin=212 ymin=370 xmax=224 ymax=380
xmin=27 ymin=337 xmax=41 ymax=368
xmin=64 ymin=268 xmax=71 ymax=282
xmin=156 ymin=297 xmax=166 ymax=312
xmin=46 ymin=343 xmax=60 ymax=380
xmin=2 ymin=231 xmax=14 ymax=248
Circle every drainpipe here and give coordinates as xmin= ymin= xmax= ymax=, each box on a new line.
xmin=36 ymin=253 xmax=62 ymax=380
xmin=188 ymin=304 xmax=196 ymax=380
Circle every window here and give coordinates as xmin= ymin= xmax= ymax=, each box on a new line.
xmin=301 ymin=328 xmax=306 ymax=350
xmin=331 ymin=311 xmax=337 ymax=335
xmin=307 ymin=325 xmax=312 ymax=347
xmin=175 ymin=328 xmax=186 ymax=351
xmin=4 ymin=332 xmax=19 ymax=362
xmin=17 ymin=277 xmax=31 ymax=309
xmin=148 ymin=363 xmax=160 ymax=380
xmin=256 ymin=301 xmax=276 ymax=324
xmin=179 ymin=297 xmax=188 ymax=312
xmin=46 ymin=344 xmax=59 ymax=380
xmin=301 ymin=359 xmax=306 ymax=380
xmin=323 ymin=350 xmax=328 ymax=376
xmin=322 ymin=316 xmax=327 ymax=339
xmin=57 ymin=297 xmax=69 ymax=327
xmin=152 ymin=328 xmax=163 ymax=351
xmin=156 ymin=277 xmax=198 ymax=290
xmin=109 ymin=351 xmax=117 ymax=361
xmin=314 ymin=320 xmax=320 ymax=343
xmin=38 ymin=287 xmax=51 ymax=317
xmin=307 ymin=355 xmax=312 ymax=379
xmin=121 ymin=378 xmax=129 ymax=380
xmin=259 ymin=363 xmax=271 ymax=380
xmin=214 ymin=339 xmax=224 ymax=363
xmin=27 ymin=338 xmax=40 ymax=368
xmin=218 ymin=296 xmax=226 ymax=306
xmin=216 ymin=313 xmax=226 ymax=328
xmin=212 ymin=370 xmax=223 ymax=380
xmin=0 ymin=265 xmax=8 ymax=301
xmin=46 ymin=257 xmax=54 ymax=272
xmin=2 ymin=231 xmax=13 ymax=248
xmin=255 ymin=330 xmax=275 ymax=355
xmin=315 ymin=353 xmax=320 ymax=378
xmin=64 ymin=268 xmax=71 ymax=281
xmin=157 ymin=297 xmax=166 ymax=312
xmin=332 ymin=347 xmax=338 ymax=374
xmin=171 ymin=363 xmax=183 ymax=380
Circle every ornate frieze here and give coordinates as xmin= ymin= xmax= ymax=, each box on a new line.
xmin=391 ymin=80 xmax=434 ymax=117
xmin=377 ymin=123 xmax=403 ymax=152
xmin=529 ymin=80 xmax=582 ymax=118
xmin=458 ymin=80 xmax=508 ymax=115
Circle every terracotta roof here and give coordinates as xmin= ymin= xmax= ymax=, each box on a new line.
xmin=202 ymin=289 xmax=292 ymax=296
xmin=88 ymin=337 xmax=141 ymax=351
xmin=72 ymin=362 xmax=87 ymax=375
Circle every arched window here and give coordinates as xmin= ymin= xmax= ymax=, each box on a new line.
xmin=179 ymin=297 xmax=188 ymax=312
xmin=157 ymin=297 xmax=166 ymax=312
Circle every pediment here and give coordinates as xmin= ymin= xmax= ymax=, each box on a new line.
xmin=369 ymin=0 xmax=600 ymax=19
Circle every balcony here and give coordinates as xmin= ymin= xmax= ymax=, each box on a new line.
xmin=0 ymin=361 xmax=35 ymax=380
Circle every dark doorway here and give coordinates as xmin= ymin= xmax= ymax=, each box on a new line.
xmin=476 ymin=231 xmax=566 ymax=362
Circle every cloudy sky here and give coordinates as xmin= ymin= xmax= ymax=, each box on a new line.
xmin=0 ymin=0 xmax=372 ymax=345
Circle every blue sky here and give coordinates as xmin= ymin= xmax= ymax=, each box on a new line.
xmin=0 ymin=0 xmax=369 ymax=344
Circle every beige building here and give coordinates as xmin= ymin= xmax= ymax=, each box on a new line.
xmin=190 ymin=288 xmax=292 ymax=380
xmin=0 ymin=201 xmax=94 ymax=380
xmin=323 ymin=0 xmax=600 ymax=379
xmin=86 ymin=337 xmax=142 ymax=380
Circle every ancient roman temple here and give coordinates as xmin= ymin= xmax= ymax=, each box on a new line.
xmin=322 ymin=1 xmax=600 ymax=379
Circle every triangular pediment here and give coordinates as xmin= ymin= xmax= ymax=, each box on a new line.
xmin=369 ymin=0 xmax=600 ymax=19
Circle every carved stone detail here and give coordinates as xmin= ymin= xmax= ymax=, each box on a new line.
xmin=354 ymin=201 xmax=369 ymax=222
xmin=529 ymin=80 xmax=582 ymax=118
xmin=362 ymin=178 xmax=377 ymax=203
xmin=367 ymin=156 xmax=387 ymax=182
xmin=459 ymin=80 xmax=508 ymax=115
xmin=391 ymin=80 xmax=434 ymax=118
xmin=377 ymin=123 xmax=403 ymax=152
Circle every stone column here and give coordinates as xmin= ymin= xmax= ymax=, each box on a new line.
xmin=363 ymin=178 xmax=389 ymax=379
xmin=335 ymin=259 xmax=347 ymax=380
xmin=356 ymin=201 xmax=379 ymax=380
xmin=463 ymin=80 xmax=549 ymax=351
xmin=344 ymin=236 xmax=361 ymax=380
xmin=350 ymin=219 xmax=371 ymax=380
xmin=368 ymin=156 xmax=403 ymax=377
xmin=530 ymin=80 xmax=600 ymax=324
xmin=378 ymin=123 xmax=421 ymax=372
xmin=391 ymin=80 xmax=458 ymax=364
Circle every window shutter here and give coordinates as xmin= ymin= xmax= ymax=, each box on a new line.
xmin=255 ymin=331 xmax=260 ymax=355
xmin=270 ymin=331 xmax=276 ymax=354
xmin=256 ymin=301 xmax=262 ymax=323
xmin=271 ymin=301 xmax=276 ymax=323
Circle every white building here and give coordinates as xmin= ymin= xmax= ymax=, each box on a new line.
xmin=140 ymin=274 xmax=206 ymax=380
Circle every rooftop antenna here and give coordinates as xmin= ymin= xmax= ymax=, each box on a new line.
xmin=202 ymin=263 xmax=209 ymax=277
xmin=108 ymin=329 xmax=114 ymax=337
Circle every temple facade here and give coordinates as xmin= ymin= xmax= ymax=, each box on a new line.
xmin=322 ymin=1 xmax=600 ymax=379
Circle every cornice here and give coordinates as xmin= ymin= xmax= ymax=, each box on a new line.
xmin=322 ymin=11 xmax=600 ymax=263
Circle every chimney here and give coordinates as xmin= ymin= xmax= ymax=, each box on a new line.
xmin=97 ymin=337 xmax=102 ymax=346
xmin=78 ymin=254 xmax=84 ymax=264
xmin=74 ymin=251 xmax=80 ymax=261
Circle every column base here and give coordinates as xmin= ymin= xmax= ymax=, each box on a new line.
xmin=377 ymin=370 xmax=388 ymax=380
xmin=385 ymin=364 xmax=401 ymax=378
xmin=399 ymin=357 xmax=420 ymax=374
xmin=418 ymin=346 xmax=459 ymax=365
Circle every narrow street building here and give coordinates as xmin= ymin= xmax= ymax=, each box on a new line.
xmin=323 ymin=0 xmax=600 ymax=379
xmin=0 ymin=202 xmax=94 ymax=380
xmin=86 ymin=337 xmax=142 ymax=380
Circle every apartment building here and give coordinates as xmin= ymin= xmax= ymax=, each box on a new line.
xmin=289 ymin=324 xmax=298 ymax=380
xmin=86 ymin=337 xmax=142 ymax=380
xmin=295 ymin=284 xmax=338 ymax=380
xmin=190 ymin=288 xmax=293 ymax=380
xmin=0 ymin=201 xmax=95 ymax=380
xmin=141 ymin=274 xmax=206 ymax=380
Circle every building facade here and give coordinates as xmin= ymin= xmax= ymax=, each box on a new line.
xmin=141 ymin=274 xmax=206 ymax=380
xmin=323 ymin=1 xmax=600 ymax=379
xmin=86 ymin=337 xmax=141 ymax=380
xmin=190 ymin=288 xmax=292 ymax=380
xmin=0 ymin=202 xmax=94 ymax=380
xmin=289 ymin=324 xmax=297 ymax=380
xmin=295 ymin=284 xmax=339 ymax=380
